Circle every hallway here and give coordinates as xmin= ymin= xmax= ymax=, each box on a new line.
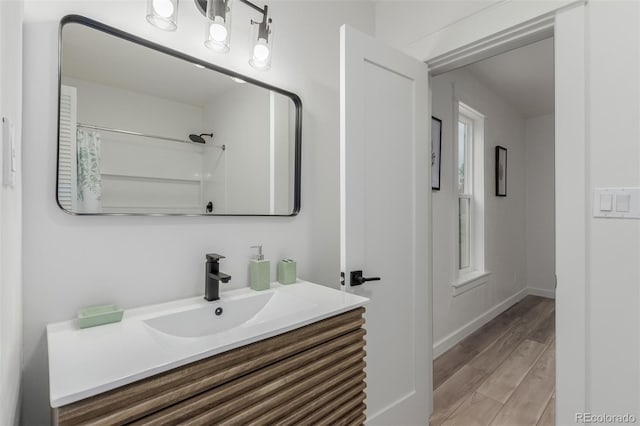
xmin=430 ymin=296 xmax=555 ymax=425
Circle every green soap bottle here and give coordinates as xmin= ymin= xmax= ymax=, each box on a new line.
xmin=250 ymin=245 xmax=270 ymax=291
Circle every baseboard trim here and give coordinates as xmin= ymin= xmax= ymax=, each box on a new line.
xmin=433 ymin=288 xmax=528 ymax=358
xmin=527 ymin=287 xmax=556 ymax=299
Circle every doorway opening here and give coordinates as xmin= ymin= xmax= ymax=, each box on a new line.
xmin=429 ymin=37 xmax=556 ymax=425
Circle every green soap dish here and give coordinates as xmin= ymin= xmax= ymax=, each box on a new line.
xmin=77 ymin=304 xmax=124 ymax=329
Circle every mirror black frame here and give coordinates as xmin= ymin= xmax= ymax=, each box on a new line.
xmin=57 ymin=15 xmax=302 ymax=216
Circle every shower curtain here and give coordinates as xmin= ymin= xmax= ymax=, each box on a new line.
xmin=76 ymin=129 xmax=102 ymax=212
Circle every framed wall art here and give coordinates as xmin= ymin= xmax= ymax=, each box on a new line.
xmin=495 ymin=145 xmax=507 ymax=197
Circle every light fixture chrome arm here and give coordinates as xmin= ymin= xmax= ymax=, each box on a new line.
xmin=237 ymin=0 xmax=265 ymax=15
xmin=194 ymin=0 xmax=267 ymax=19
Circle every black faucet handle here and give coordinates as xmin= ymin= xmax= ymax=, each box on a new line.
xmin=206 ymin=253 xmax=225 ymax=263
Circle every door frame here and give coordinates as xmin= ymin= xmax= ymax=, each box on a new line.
xmin=419 ymin=3 xmax=587 ymax=424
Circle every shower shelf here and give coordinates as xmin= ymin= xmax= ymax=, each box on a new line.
xmin=100 ymin=173 xmax=202 ymax=183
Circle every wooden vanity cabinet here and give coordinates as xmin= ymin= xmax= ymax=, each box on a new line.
xmin=53 ymin=308 xmax=367 ymax=426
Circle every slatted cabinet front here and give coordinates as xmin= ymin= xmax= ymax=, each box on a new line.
xmin=54 ymin=308 xmax=367 ymax=426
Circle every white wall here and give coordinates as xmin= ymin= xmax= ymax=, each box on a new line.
xmin=586 ymin=1 xmax=640 ymax=415
xmin=0 ymin=0 xmax=24 ymax=424
xmin=524 ymin=114 xmax=555 ymax=297
xmin=375 ymin=1 xmax=501 ymax=51
xmin=21 ymin=1 xmax=374 ymax=424
xmin=431 ymin=67 xmax=526 ymax=352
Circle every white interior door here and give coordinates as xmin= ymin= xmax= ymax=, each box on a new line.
xmin=340 ymin=25 xmax=432 ymax=425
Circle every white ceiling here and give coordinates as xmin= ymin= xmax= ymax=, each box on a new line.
xmin=464 ymin=37 xmax=554 ymax=118
xmin=62 ymin=23 xmax=237 ymax=107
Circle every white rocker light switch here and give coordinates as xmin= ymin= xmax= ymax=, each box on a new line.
xmin=599 ymin=193 xmax=613 ymax=211
xmin=616 ymin=193 xmax=631 ymax=212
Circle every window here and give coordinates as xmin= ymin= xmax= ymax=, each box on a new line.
xmin=454 ymin=102 xmax=487 ymax=293
xmin=458 ymin=115 xmax=473 ymax=271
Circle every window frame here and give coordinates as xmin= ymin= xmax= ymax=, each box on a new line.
xmin=453 ymin=100 xmax=488 ymax=295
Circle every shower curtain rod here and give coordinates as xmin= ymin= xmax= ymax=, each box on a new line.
xmin=76 ymin=123 xmax=225 ymax=150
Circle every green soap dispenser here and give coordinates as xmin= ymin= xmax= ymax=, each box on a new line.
xmin=250 ymin=245 xmax=270 ymax=291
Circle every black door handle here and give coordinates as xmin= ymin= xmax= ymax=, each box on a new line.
xmin=350 ymin=270 xmax=381 ymax=286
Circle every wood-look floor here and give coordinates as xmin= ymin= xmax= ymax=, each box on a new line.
xmin=431 ymin=295 xmax=555 ymax=426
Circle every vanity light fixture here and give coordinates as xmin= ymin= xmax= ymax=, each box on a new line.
xmin=249 ymin=7 xmax=272 ymax=70
xmin=146 ymin=0 xmax=179 ymax=31
xmin=146 ymin=0 xmax=274 ymax=70
xmin=204 ymin=0 xmax=232 ymax=52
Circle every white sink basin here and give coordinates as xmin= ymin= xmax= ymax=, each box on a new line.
xmin=143 ymin=291 xmax=316 ymax=338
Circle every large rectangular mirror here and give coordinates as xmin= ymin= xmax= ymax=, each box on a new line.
xmin=57 ymin=16 xmax=301 ymax=216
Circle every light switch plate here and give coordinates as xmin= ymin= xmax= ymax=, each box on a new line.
xmin=593 ymin=188 xmax=640 ymax=219
xmin=2 ymin=117 xmax=16 ymax=188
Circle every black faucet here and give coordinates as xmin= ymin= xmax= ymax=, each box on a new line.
xmin=205 ymin=253 xmax=231 ymax=301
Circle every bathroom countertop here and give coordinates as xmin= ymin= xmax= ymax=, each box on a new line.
xmin=46 ymin=281 xmax=369 ymax=408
